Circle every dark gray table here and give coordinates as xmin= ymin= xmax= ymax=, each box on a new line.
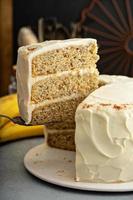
xmin=0 ymin=138 xmax=133 ymax=200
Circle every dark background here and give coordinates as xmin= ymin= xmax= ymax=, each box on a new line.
xmin=13 ymin=0 xmax=133 ymax=77
xmin=1 ymin=0 xmax=133 ymax=96
xmin=13 ymin=0 xmax=90 ymax=63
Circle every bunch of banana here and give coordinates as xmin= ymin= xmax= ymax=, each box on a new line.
xmin=0 ymin=94 xmax=44 ymax=143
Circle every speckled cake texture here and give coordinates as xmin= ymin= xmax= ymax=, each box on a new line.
xmin=44 ymin=75 xmax=133 ymax=151
xmin=16 ymin=38 xmax=99 ymax=125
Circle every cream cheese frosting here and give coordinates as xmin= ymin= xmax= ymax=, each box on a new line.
xmin=99 ymin=74 xmax=132 ymax=85
xmin=75 ymin=81 xmax=133 ymax=183
xmin=16 ymin=38 xmax=97 ymax=124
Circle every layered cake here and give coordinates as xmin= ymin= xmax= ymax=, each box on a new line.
xmin=45 ymin=75 xmax=133 ymax=151
xmin=45 ymin=121 xmax=75 ymax=151
xmin=16 ymin=38 xmax=99 ymax=125
xmin=75 ymin=81 xmax=133 ymax=183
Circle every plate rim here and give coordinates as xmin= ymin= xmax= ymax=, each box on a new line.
xmin=24 ymin=144 xmax=133 ymax=192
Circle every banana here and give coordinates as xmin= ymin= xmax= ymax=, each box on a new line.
xmin=0 ymin=94 xmax=19 ymax=128
xmin=0 ymin=121 xmax=44 ymax=143
xmin=0 ymin=93 xmax=46 ymax=143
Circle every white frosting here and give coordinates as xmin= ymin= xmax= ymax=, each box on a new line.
xmin=75 ymin=81 xmax=133 ymax=183
xmin=30 ymin=93 xmax=83 ymax=115
xmin=31 ymin=67 xmax=96 ymax=84
xmin=99 ymin=74 xmax=132 ymax=85
xmin=16 ymin=38 xmax=97 ymax=124
xmin=83 ymin=81 xmax=133 ymax=104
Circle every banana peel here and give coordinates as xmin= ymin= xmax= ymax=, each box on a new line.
xmin=0 ymin=93 xmax=45 ymax=143
xmin=0 ymin=121 xmax=44 ymax=143
xmin=0 ymin=94 xmax=19 ymax=128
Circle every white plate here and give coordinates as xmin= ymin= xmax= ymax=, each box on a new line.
xmin=24 ymin=144 xmax=133 ymax=192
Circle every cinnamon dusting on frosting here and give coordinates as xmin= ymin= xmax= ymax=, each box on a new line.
xmin=100 ymin=103 xmax=111 ymax=106
xmin=82 ymin=104 xmax=93 ymax=109
xmin=27 ymin=47 xmax=37 ymax=51
xmin=76 ymin=81 xmax=133 ymax=183
xmin=113 ymin=104 xmax=126 ymax=110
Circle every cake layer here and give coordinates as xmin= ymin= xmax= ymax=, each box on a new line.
xmin=32 ymin=43 xmax=99 ymax=76
xmin=16 ymin=38 xmax=99 ymax=124
xmin=46 ymin=129 xmax=75 ymax=151
xmin=31 ymin=69 xmax=99 ymax=103
xmin=75 ymin=81 xmax=133 ymax=183
xmin=31 ymin=95 xmax=85 ymax=124
xmin=45 ymin=121 xmax=75 ymax=130
xmin=44 ymin=121 xmax=75 ymax=151
xmin=45 ymin=76 xmax=133 ymax=153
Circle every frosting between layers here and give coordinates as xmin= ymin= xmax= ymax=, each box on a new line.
xmin=18 ymin=74 xmax=96 ymax=124
xmin=26 ymin=93 xmax=85 ymax=125
xmin=75 ymin=81 xmax=133 ymax=182
xmin=16 ymin=38 xmax=97 ymax=124
xmin=31 ymin=67 xmax=97 ymax=84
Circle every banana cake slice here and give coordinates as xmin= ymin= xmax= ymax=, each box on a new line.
xmin=16 ymin=38 xmax=99 ymax=125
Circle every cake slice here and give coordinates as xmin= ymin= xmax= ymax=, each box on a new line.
xmin=75 ymin=81 xmax=133 ymax=183
xmin=16 ymin=38 xmax=99 ymax=125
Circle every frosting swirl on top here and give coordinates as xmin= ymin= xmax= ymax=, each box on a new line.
xmin=75 ymin=81 xmax=133 ymax=183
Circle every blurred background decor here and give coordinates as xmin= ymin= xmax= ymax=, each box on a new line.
xmin=1 ymin=0 xmax=133 ymax=97
xmin=0 ymin=0 xmax=13 ymax=96
xmin=77 ymin=0 xmax=133 ymax=76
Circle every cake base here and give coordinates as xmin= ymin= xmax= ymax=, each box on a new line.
xmin=46 ymin=130 xmax=75 ymax=151
xmin=45 ymin=121 xmax=75 ymax=151
xmin=24 ymin=144 xmax=133 ymax=192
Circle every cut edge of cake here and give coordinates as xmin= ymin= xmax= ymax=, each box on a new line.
xmin=16 ymin=38 xmax=99 ymax=124
xmin=44 ymin=121 xmax=75 ymax=151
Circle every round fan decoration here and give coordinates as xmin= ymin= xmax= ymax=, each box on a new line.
xmin=78 ymin=0 xmax=133 ymax=76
